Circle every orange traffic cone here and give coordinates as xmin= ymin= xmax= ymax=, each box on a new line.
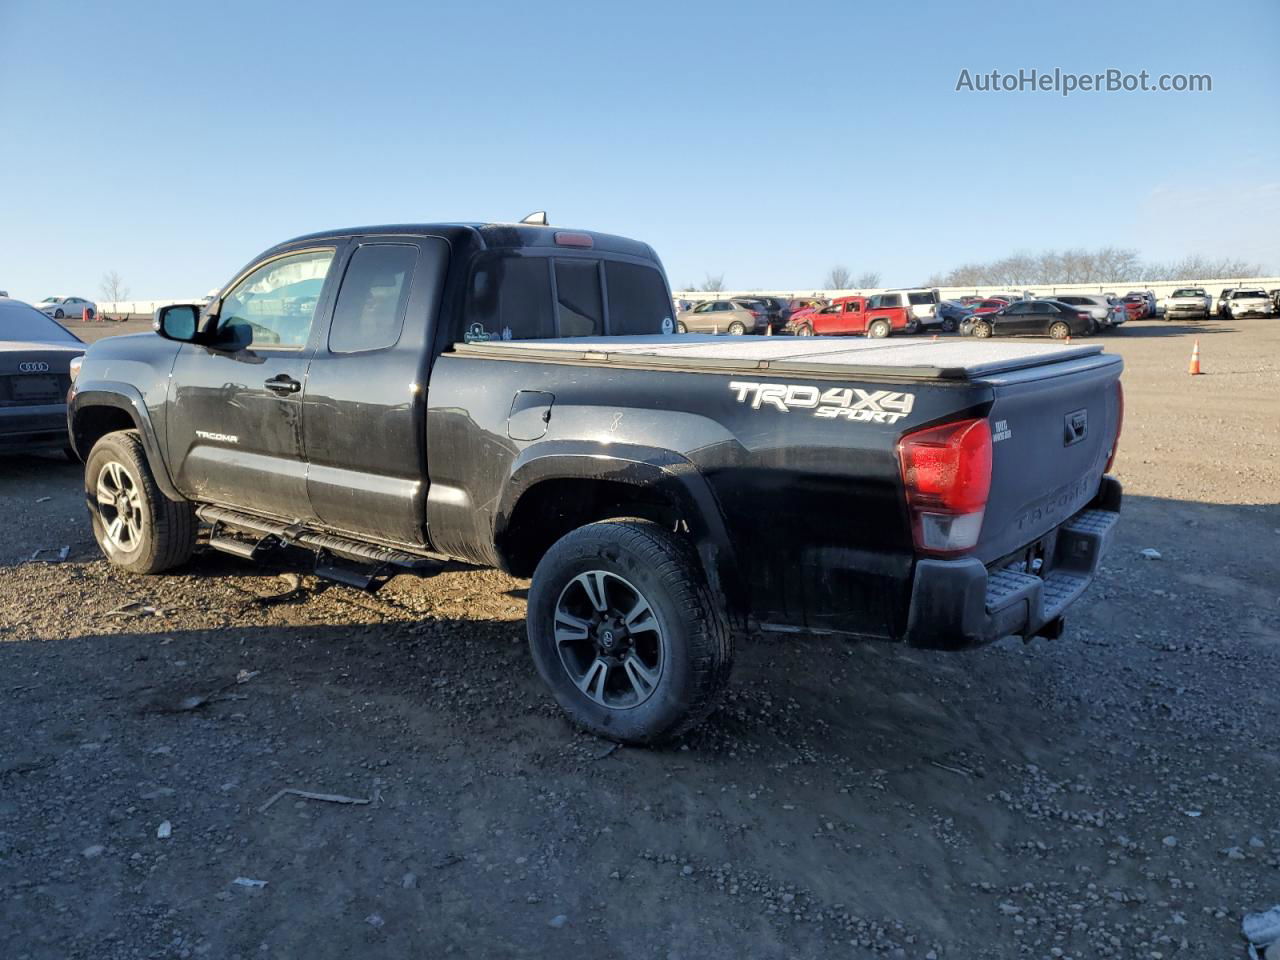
xmin=1188 ymin=339 xmax=1202 ymax=375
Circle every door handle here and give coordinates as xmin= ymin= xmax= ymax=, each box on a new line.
xmin=264 ymin=374 xmax=301 ymax=394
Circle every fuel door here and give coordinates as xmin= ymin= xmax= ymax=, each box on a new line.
xmin=507 ymin=390 xmax=555 ymax=441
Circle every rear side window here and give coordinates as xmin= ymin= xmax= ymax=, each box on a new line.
xmin=605 ymin=261 xmax=671 ymax=335
xmin=467 ymin=255 xmax=555 ymax=341
xmin=328 ymin=244 xmax=417 ymax=353
xmin=907 ymin=291 xmax=937 ymax=305
xmin=554 ymin=260 xmax=604 ymax=337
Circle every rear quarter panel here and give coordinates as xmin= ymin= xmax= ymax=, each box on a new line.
xmin=426 ymin=352 xmax=994 ymax=639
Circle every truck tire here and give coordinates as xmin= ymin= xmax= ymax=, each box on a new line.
xmin=868 ymin=319 xmax=890 ymax=339
xmin=972 ymin=320 xmax=992 ymax=338
xmin=727 ymin=321 xmax=746 ymax=335
xmin=85 ymin=430 xmax=196 ymax=574
xmin=527 ymin=519 xmax=733 ymax=744
xmin=1049 ymin=320 xmax=1071 ymax=340
xmin=794 ymin=323 xmax=814 ymax=337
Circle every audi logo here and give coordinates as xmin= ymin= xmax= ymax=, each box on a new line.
xmin=18 ymin=361 xmax=50 ymax=373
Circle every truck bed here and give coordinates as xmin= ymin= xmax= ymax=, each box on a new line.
xmin=451 ymin=335 xmax=1106 ymax=381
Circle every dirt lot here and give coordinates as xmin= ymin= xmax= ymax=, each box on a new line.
xmin=2 ymin=318 xmax=1277 ymax=959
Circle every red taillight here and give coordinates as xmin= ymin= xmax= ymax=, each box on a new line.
xmin=1105 ymin=380 xmax=1124 ymax=472
xmin=1078 ymin=312 xmax=1091 ymax=323
xmin=554 ymin=231 xmax=593 ymax=248
xmin=898 ymin=418 xmax=992 ymax=554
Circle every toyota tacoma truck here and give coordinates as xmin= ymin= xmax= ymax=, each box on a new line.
xmin=68 ymin=221 xmax=1123 ymax=743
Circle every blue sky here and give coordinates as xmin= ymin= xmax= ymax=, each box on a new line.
xmin=1 ymin=0 xmax=1277 ymax=300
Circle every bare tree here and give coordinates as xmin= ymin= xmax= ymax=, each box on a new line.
xmin=854 ymin=270 xmax=881 ymax=288
xmin=700 ymin=273 xmax=725 ymax=293
xmin=100 ymin=270 xmax=129 ymax=303
xmin=823 ymin=265 xmax=851 ymax=290
xmin=926 ymin=247 xmax=1264 ymax=286
xmin=1139 ymin=255 xmax=1265 ymax=281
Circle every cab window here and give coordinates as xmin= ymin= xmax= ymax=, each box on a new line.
xmin=328 ymin=244 xmax=416 ymax=353
xmin=466 ymin=255 xmax=555 ymax=341
xmin=554 ymin=260 xmax=604 ymax=337
xmin=218 ymin=249 xmax=335 ymax=349
xmin=605 ymin=261 xmax=672 ymax=335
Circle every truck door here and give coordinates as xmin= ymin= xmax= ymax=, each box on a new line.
xmin=166 ymin=246 xmax=341 ymax=521
xmin=302 ymin=237 xmax=450 ymax=546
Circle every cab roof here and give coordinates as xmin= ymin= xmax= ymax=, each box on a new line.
xmin=276 ymin=222 xmax=658 ymax=261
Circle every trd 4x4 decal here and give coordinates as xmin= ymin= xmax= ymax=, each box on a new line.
xmin=728 ymin=382 xmax=915 ymax=424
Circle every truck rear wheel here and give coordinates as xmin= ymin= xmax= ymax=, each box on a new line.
xmin=868 ymin=319 xmax=890 ymax=339
xmin=85 ymin=430 xmax=196 ymax=574
xmin=527 ymin=519 xmax=732 ymax=744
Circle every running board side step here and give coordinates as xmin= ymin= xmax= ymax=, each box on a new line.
xmin=196 ymin=505 xmax=443 ymax=581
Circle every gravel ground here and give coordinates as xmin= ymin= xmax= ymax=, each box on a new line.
xmin=1 ymin=317 xmax=1277 ymax=959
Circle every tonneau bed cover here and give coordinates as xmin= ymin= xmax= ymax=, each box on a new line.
xmin=452 ymin=334 xmax=1108 ymax=381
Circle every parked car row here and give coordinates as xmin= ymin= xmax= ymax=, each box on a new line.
xmin=676 ymin=288 xmax=949 ymax=337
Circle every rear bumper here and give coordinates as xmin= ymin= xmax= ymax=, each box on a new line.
xmin=0 ymin=403 xmax=68 ymax=451
xmin=903 ymin=476 xmax=1121 ymax=650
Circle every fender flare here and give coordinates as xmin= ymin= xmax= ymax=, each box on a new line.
xmin=495 ymin=440 xmax=747 ymax=613
xmin=68 ymin=383 xmax=182 ymax=501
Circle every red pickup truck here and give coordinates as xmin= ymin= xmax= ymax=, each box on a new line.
xmin=787 ymin=294 xmax=918 ymax=338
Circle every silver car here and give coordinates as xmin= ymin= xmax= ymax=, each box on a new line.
xmin=1162 ymin=287 xmax=1212 ymax=320
xmin=675 ymin=299 xmax=764 ymax=335
xmin=37 ymin=296 xmax=96 ymax=320
xmin=1052 ymin=295 xmax=1126 ymax=329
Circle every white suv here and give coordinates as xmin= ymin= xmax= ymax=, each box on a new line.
xmin=1225 ymin=289 xmax=1273 ymax=318
xmin=882 ymin=288 xmax=941 ymax=327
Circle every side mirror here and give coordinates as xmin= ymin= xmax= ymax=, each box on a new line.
xmin=154 ymin=304 xmax=200 ymax=342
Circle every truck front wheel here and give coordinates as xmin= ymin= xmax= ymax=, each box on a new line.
xmin=527 ymin=519 xmax=733 ymax=744
xmin=85 ymin=430 xmax=196 ymax=574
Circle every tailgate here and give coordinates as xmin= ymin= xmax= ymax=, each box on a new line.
xmin=976 ymin=353 xmax=1123 ymax=565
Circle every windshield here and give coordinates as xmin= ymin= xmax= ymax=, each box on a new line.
xmin=1171 ymin=289 xmax=1204 ymax=297
xmin=0 ymin=299 xmax=83 ymax=343
xmin=1232 ymin=290 xmax=1266 ymax=298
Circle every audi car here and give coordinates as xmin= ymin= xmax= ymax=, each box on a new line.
xmin=1 ymin=298 xmax=85 ymax=455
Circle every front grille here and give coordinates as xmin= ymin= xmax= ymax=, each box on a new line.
xmin=0 ymin=373 xmax=71 ymax=407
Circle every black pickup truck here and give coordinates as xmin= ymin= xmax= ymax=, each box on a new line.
xmin=68 ymin=222 xmax=1123 ymax=743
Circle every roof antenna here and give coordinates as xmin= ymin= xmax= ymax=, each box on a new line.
xmin=519 ymin=211 xmax=548 ymax=226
